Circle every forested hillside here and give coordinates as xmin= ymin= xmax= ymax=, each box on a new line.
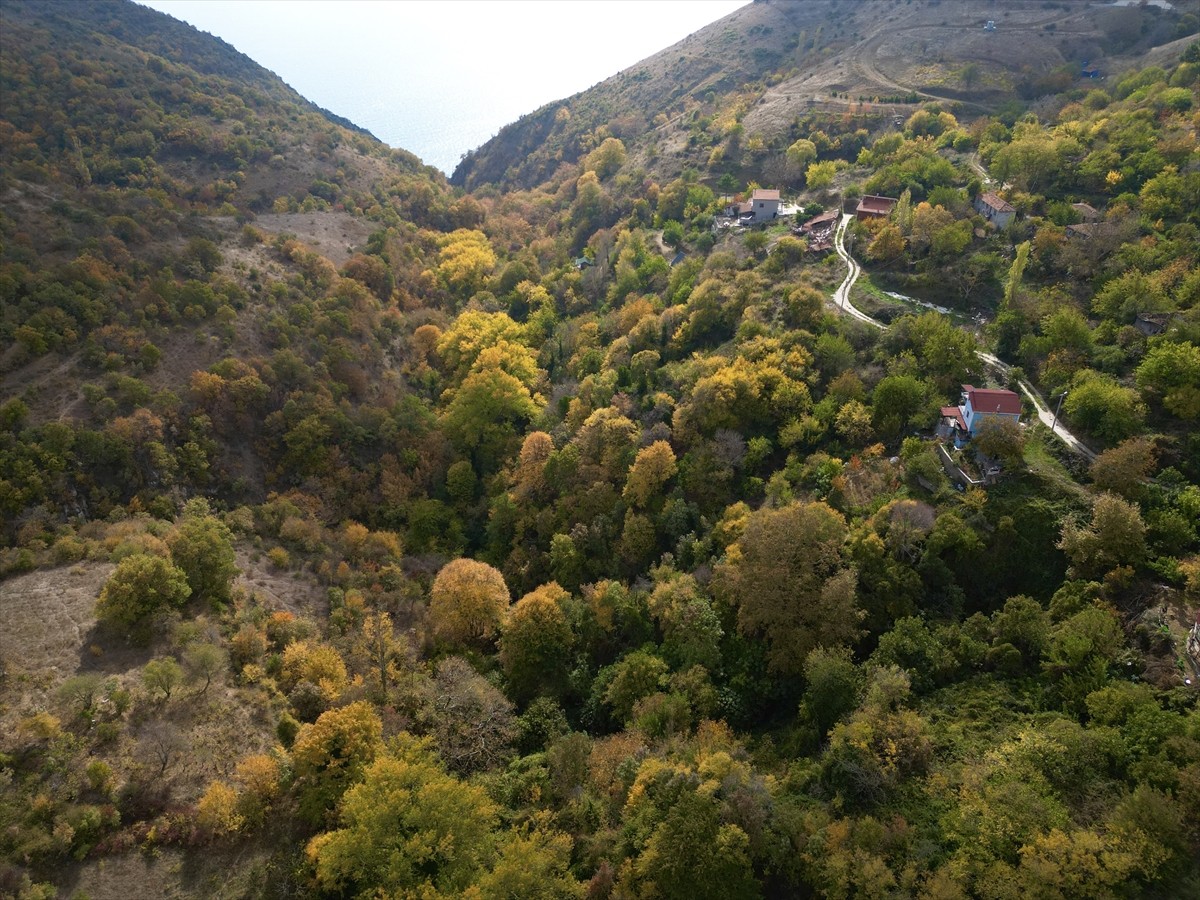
xmin=2 ymin=1 xmax=1199 ymax=898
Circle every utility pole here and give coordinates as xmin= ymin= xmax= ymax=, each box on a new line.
xmin=1051 ymin=390 xmax=1068 ymax=432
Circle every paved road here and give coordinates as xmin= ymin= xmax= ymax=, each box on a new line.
xmin=830 ymin=216 xmax=1096 ymax=459
xmin=832 ymin=214 xmax=884 ymax=329
xmin=977 ymin=352 xmax=1097 ymax=460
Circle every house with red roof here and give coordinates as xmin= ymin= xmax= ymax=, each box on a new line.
xmin=960 ymin=384 xmax=1022 ymax=434
xmin=855 ymin=194 xmax=897 ymax=218
xmin=940 ymin=384 xmax=1022 ymax=447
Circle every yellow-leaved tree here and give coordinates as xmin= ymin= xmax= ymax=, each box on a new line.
xmin=429 ymin=558 xmax=512 ymax=647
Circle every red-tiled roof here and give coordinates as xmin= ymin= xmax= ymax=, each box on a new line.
xmin=856 ymin=195 xmax=897 ymax=214
xmin=941 ymin=406 xmax=967 ymax=430
xmin=965 ymin=385 xmax=1021 ymax=416
xmin=800 ymin=209 xmax=839 ymax=231
xmin=978 ymin=191 xmax=1015 ymax=213
xmin=751 ymin=189 xmax=781 ymax=201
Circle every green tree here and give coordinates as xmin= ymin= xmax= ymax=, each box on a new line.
xmin=973 ymin=418 xmax=1026 ymax=468
xmin=743 ymin=230 xmax=769 ymax=257
xmin=662 ymin=219 xmax=685 ymax=249
xmin=821 ymin=667 xmax=932 ymax=807
xmin=167 ymin=504 xmax=238 ymax=606
xmin=1005 ymin=240 xmax=1031 ymax=307
xmin=835 ymin=400 xmax=875 ymax=447
xmin=871 ymin=374 xmax=929 ymax=439
xmin=1091 ymin=270 xmax=1169 ymax=323
xmin=1088 ymin=437 xmax=1156 ymax=500
xmin=95 ymin=554 xmax=191 ymax=642
xmin=1135 ymin=341 xmax=1200 ymax=421
xmin=716 ymin=501 xmax=861 ymax=675
xmin=57 ymin=673 xmax=106 ymax=719
xmin=1058 ymin=493 xmax=1147 ymax=580
xmin=801 ymin=645 xmax=862 ymax=734
xmin=478 ymin=819 xmax=583 ymax=899
xmin=440 ymin=367 xmax=538 ymax=465
xmin=142 ymin=656 xmax=183 ymax=700
xmin=1063 ymin=371 xmax=1146 ymax=443
xmin=786 ymin=138 xmax=817 ymax=172
xmin=806 ymin=160 xmax=840 ymax=189
xmin=183 ymin=642 xmax=226 ymax=694
xmin=867 ymin=223 xmax=905 ymax=264
xmin=583 ymin=136 xmax=627 ymax=179
xmin=291 ymin=701 xmax=383 ymax=825
xmin=603 ymin=650 xmax=669 ymax=724
xmin=499 ymin=583 xmax=575 ymax=703
xmin=307 ymin=735 xmax=498 ymax=897
xmin=771 ymin=236 xmax=807 ymax=272
xmin=631 ymin=789 xmax=759 ymax=900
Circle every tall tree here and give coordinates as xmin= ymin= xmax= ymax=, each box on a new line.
xmin=291 ymin=701 xmax=383 ymax=825
xmin=499 ymin=583 xmax=575 ymax=703
xmin=96 ymin=554 xmax=191 ymax=642
xmin=167 ymin=501 xmax=238 ymax=607
xmin=306 ymin=735 xmax=498 ymax=897
xmin=429 ymin=558 xmax=512 ymax=647
xmin=716 ymin=501 xmax=861 ymax=675
xmin=1058 ymin=493 xmax=1147 ymax=580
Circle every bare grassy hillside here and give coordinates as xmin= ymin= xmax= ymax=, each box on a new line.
xmin=453 ymin=0 xmax=1195 ymax=190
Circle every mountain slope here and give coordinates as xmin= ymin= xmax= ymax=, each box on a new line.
xmin=0 ymin=0 xmax=480 ymax=514
xmin=453 ymin=0 xmax=1197 ymax=191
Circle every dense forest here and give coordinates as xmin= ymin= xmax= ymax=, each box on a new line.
xmin=1 ymin=1 xmax=1199 ymax=897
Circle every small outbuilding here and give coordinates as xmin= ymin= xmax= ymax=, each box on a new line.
xmin=855 ymin=195 xmax=897 ymax=218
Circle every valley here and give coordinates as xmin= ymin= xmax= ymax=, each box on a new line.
xmin=1 ymin=0 xmax=1199 ymax=897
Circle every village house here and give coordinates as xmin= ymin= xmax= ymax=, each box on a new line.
xmin=855 ymin=194 xmax=897 ymax=219
xmin=796 ymin=208 xmax=839 ymax=253
xmin=739 ymin=188 xmax=781 ymax=224
xmin=1071 ymin=201 xmax=1101 ymax=223
xmin=1066 ymin=221 xmax=1113 ymax=240
xmin=1134 ymin=312 xmax=1174 ymax=336
xmin=940 ymin=383 xmax=1022 ymax=446
xmin=974 ymin=191 xmax=1016 ymax=228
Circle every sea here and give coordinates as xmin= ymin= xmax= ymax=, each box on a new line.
xmin=137 ymin=0 xmax=747 ymax=175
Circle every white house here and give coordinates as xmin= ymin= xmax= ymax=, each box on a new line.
xmin=974 ymin=191 xmax=1016 ymax=228
xmin=739 ymin=188 xmax=781 ymax=224
xmin=959 ymin=384 xmax=1022 ymax=435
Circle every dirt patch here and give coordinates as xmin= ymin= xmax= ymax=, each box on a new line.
xmin=247 ymin=211 xmax=373 ymax=267
xmin=234 ymin=547 xmax=329 ymax=621
xmin=0 ymin=562 xmax=113 ymax=680
xmin=0 ymin=350 xmax=91 ymax=424
xmin=53 ymin=842 xmax=277 ymax=900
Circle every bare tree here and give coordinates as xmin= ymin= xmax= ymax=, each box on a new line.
xmin=421 ymin=656 xmax=516 ymax=775
xmin=139 ymin=721 xmax=184 ymax=779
